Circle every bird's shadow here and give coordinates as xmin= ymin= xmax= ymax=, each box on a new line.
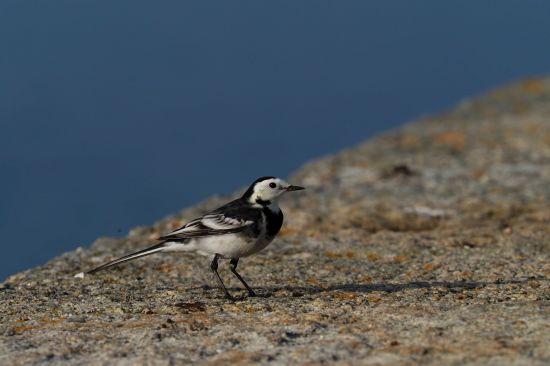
xmin=253 ymin=276 xmax=548 ymax=298
xmin=274 ymin=277 xmax=550 ymax=294
xmin=191 ymin=276 xmax=548 ymax=301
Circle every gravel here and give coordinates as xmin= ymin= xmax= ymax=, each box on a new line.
xmin=1 ymin=78 xmax=550 ymax=365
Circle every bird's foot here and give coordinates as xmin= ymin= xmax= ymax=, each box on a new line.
xmin=224 ymin=292 xmax=236 ymax=301
xmin=247 ymin=290 xmax=257 ymax=297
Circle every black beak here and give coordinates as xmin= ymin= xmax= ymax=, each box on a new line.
xmin=285 ymin=185 xmax=305 ymax=192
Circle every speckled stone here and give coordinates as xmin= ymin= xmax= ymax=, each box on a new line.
xmin=1 ymin=78 xmax=550 ymax=365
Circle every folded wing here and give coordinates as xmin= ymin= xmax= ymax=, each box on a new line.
xmin=159 ymin=213 xmax=254 ymax=241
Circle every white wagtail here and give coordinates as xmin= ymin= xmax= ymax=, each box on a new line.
xmin=75 ymin=176 xmax=304 ymax=299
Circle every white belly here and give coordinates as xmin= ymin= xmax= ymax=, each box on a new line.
xmin=162 ymin=234 xmax=274 ymax=259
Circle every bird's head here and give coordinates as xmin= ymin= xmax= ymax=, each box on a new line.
xmin=242 ymin=176 xmax=304 ymax=206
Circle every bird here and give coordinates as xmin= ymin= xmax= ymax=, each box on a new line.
xmin=75 ymin=176 xmax=304 ymax=300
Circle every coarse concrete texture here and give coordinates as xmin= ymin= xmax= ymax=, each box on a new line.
xmin=1 ymin=78 xmax=550 ymax=365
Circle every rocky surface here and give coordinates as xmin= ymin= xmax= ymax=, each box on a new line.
xmin=2 ymin=78 xmax=550 ymax=365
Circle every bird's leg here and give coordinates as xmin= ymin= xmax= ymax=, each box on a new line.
xmin=229 ymin=258 xmax=256 ymax=297
xmin=210 ymin=254 xmax=233 ymax=300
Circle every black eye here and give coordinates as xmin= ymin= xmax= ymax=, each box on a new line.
xmin=269 ymin=182 xmax=277 ymax=189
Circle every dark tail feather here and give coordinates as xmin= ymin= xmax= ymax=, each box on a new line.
xmin=86 ymin=242 xmax=167 ymax=274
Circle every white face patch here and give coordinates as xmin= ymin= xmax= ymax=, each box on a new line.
xmin=249 ymin=178 xmax=289 ymax=204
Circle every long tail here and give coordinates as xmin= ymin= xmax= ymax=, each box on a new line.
xmin=75 ymin=242 xmax=167 ymax=277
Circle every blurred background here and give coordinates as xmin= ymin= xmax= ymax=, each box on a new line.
xmin=1 ymin=1 xmax=549 ymax=281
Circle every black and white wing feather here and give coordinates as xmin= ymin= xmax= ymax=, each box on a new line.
xmin=158 ymin=199 xmax=259 ymax=241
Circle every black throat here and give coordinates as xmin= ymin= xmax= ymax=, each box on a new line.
xmin=263 ymin=203 xmax=283 ymax=237
xmin=255 ymin=198 xmax=271 ymax=206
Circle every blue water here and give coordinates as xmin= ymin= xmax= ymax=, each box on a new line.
xmin=1 ymin=1 xmax=550 ymax=281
